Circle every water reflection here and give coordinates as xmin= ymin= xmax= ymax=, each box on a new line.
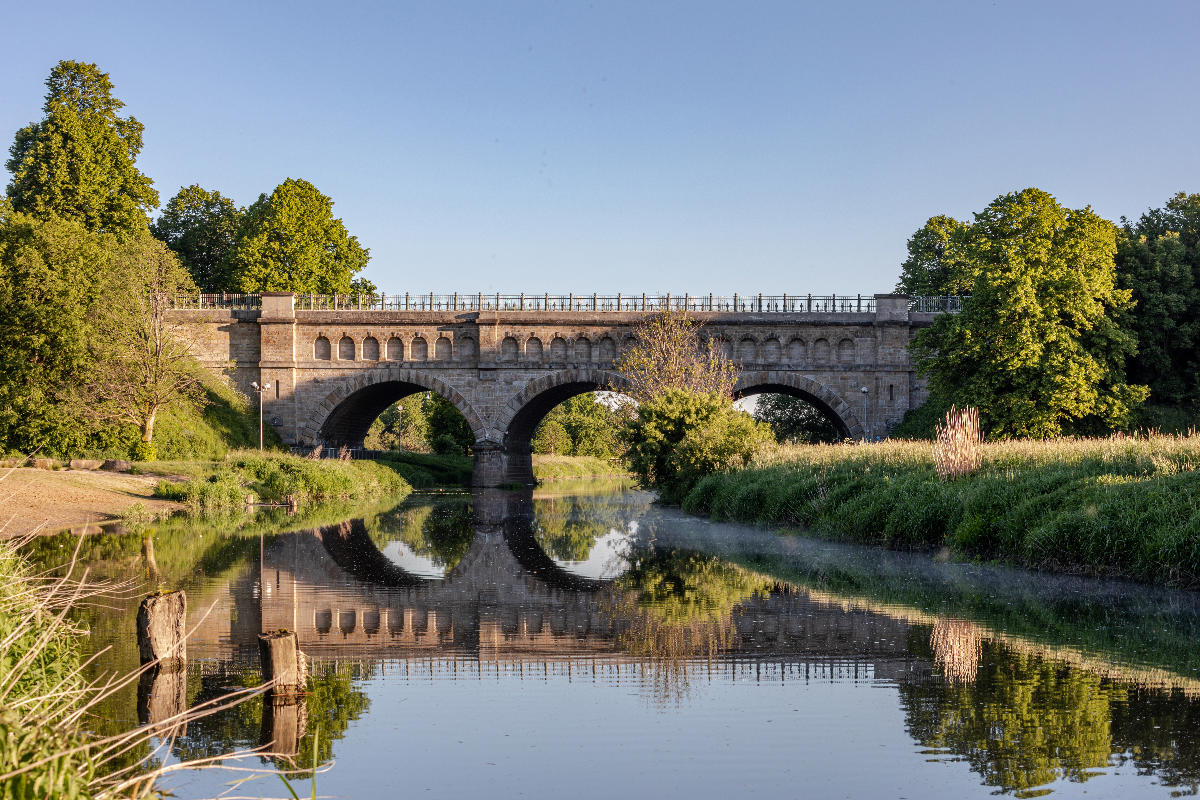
xmin=23 ymin=486 xmax=1200 ymax=798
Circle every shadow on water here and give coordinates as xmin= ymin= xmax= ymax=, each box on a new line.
xmin=22 ymin=484 xmax=1200 ymax=798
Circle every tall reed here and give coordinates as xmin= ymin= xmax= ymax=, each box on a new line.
xmin=933 ymin=405 xmax=981 ymax=480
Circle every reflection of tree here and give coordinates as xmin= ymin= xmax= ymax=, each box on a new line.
xmin=901 ymin=641 xmax=1125 ymax=795
xmin=296 ymin=662 xmax=373 ymax=765
xmin=530 ymin=494 xmax=644 ymax=563
xmin=366 ymin=498 xmax=474 ymax=571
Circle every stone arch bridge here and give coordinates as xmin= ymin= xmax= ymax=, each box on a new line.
xmin=169 ymin=292 xmax=943 ymax=486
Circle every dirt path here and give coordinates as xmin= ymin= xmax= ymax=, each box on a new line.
xmin=0 ymin=468 xmax=183 ymax=537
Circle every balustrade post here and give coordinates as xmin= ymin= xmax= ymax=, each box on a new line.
xmin=429 ymin=291 xmax=433 ymax=310
xmin=520 ymin=292 xmax=525 ymax=310
xmin=642 ymin=293 xmax=646 ymax=311
xmin=734 ymin=293 xmax=739 ymax=311
xmin=593 ymin=293 xmax=597 ymax=310
xmin=832 ymin=292 xmax=837 ymax=312
xmin=569 ymin=292 xmax=573 ymax=310
xmin=495 ymin=292 xmax=500 ymax=310
xmin=544 ymin=292 xmax=549 ymax=309
xmin=807 ymin=293 xmax=812 ymax=312
xmin=616 ymin=292 xmax=621 ymax=310
xmin=666 ymin=292 xmax=670 ymax=310
xmin=758 ymin=293 xmax=763 ymax=312
xmin=453 ymin=292 xmax=458 ymax=310
xmin=405 ymin=292 xmax=409 ymax=310
xmin=857 ymin=293 xmax=862 ymax=312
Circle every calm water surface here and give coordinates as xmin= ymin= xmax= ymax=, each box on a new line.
xmin=33 ymin=484 xmax=1200 ymax=799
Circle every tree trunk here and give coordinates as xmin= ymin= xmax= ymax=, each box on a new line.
xmin=141 ymin=408 xmax=157 ymax=443
xmin=137 ymin=590 xmax=186 ymax=666
xmin=258 ymin=631 xmax=308 ymax=697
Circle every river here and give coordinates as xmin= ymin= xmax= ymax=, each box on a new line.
xmin=32 ymin=483 xmax=1200 ymax=799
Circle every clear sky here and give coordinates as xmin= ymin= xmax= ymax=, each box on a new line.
xmin=3 ymin=1 xmax=1197 ymax=294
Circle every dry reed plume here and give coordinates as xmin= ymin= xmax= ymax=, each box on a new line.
xmin=933 ymin=405 xmax=982 ymax=480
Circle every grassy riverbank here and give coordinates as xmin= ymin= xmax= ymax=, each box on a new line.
xmin=532 ymin=454 xmax=631 ymax=481
xmin=680 ymin=434 xmax=1200 ymax=587
xmin=149 ymin=450 xmax=412 ymax=512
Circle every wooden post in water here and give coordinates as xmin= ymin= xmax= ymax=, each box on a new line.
xmin=261 ymin=694 xmax=308 ymax=756
xmin=137 ymin=590 xmax=186 ymax=666
xmin=258 ymin=630 xmax=308 ymax=697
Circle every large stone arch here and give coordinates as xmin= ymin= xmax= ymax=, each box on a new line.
xmin=733 ymin=371 xmax=865 ymax=440
xmin=494 ymin=368 xmax=632 ymax=485
xmin=300 ymin=366 xmax=487 ymax=448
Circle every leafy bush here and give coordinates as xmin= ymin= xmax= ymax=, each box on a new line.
xmin=129 ymin=440 xmax=156 ymax=461
xmin=623 ymin=389 xmax=772 ymax=503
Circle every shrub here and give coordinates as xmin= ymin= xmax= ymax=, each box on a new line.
xmin=129 ymin=440 xmax=156 ymax=461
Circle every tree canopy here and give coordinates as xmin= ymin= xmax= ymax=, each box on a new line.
xmin=532 ymin=394 xmax=622 ymax=457
xmin=6 ymin=61 xmax=157 ymax=237
xmin=895 ymin=214 xmax=973 ymax=296
xmin=751 ymin=393 xmax=840 ymax=443
xmin=910 ymin=188 xmax=1147 ymax=438
xmin=151 ymin=185 xmax=243 ymax=291
xmin=229 ymin=178 xmax=369 ymax=294
xmin=1115 ymin=192 xmax=1200 ymax=411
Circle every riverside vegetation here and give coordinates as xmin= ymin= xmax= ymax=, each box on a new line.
xmin=680 ymin=432 xmax=1200 ymax=587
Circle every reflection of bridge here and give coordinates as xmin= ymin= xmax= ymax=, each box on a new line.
xmin=187 ymin=492 xmax=927 ymax=681
xmin=169 ymin=292 xmax=944 ymax=484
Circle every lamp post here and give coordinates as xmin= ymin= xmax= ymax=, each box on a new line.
xmin=250 ymin=381 xmax=271 ymax=451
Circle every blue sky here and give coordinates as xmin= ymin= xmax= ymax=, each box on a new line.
xmin=3 ymin=1 xmax=1197 ymax=294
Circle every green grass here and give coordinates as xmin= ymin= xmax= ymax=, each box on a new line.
xmin=369 ymin=451 xmax=473 ymax=487
xmin=532 ymin=454 xmax=631 ymax=481
xmin=680 ymin=434 xmax=1200 ymax=587
xmin=151 ymin=450 xmax=412 ymax=512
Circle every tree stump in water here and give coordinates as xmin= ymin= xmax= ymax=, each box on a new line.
xmin=258 ymin=630 xmax=308 ymax=696
xmin=261 ymin=694 xmax=308 ymax=756
xmin=137 ymin=590 xmax=186 ymax=666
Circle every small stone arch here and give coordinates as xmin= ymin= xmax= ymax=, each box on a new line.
xmin=386 ymin=337 xmax=404 ymax=361
xmin=411 ymin=336 xmax=428 ymax=361
xmin=733 ymin=372 xmax=865 ymax=440
xmin=526 ymin=337 xmax=544 ymax=361
xmin=458 ymin=336 xmax=477 ymax=359
xmin=787 ymin=337 xmax=806 ymax=363
xmin=620 ymin=334 xmax=637 ymax=355
xmin=597 ymin=337 xmax=616 ymax=362
xmin=338 ymin=335 xmax=355 ymax=360
xmin=719 ymin=337 xmax=734 ymax=360
xmin=574 ymin=336 xmax=592 ymax=362
xmin=737 ymin=336 xmax=758 ymax=363
xmin=549 ymin=336 xmax=567 ymax=361
xmin=813 ymin=338 xmax=831 ymax=364
xmin=314 ymin=335 xmax=331 ymax=360
xmin=435 ymin=336 xmax=453 ymax=360
xmin=763 ymin=338 xmax=782 ymax=362
xmin=500 ymin=336 xmax=519 ymax=361
xmin=362 ymin=336 xmax=380 ymax=361
xmin=837 ymin=338 xmax=855 ymax=364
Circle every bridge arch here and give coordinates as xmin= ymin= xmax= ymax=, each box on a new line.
xmin=300 ymin=367 xmax=487 ymax=448
xmin=734 ymin=372 xmax=865 ymax=440
xmin=497 ymin=368 xmax=631 ymax=485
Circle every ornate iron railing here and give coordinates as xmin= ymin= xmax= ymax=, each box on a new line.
xmin=909 ymin=295 xmax=969 ymax=313
xmin=167 ymin=292 xmax=967 ymax=314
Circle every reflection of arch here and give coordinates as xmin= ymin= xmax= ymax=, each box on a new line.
xmin=316 ymin=519 xmax=432 ymax=588
xmin=304 ymin=367 xmax=486 ymax=447
xmin=733 ymin=372 xmax=863 ymax=439
xmin=499 ymin=368 xmax=631 ymax=485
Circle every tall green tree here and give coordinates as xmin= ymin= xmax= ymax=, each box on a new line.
xmin=532 ymin=393 xmax=622 ymax=457
xmin=76 ymin=236 xmax=201 ymax=455
xmin=0 ymin=202 xmax=127 ymax=454
xmin=910 ymin=188 xmax=1146 ymax=438
xmin=895 ymin=214 xmax=973 ymax=296
xmin=1115 ymin=192 xmax=1200 ymax=411
xmin=229 ymin=178 xmax=368 ymax=294
xmin=6 ymin=61 xmax=157 ymax=237
xmin=151 ymin=185 xmax=243 ymax=291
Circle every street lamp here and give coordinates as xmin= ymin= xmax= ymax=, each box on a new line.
xmin=250 ymin=381 xmax=272 ymax=451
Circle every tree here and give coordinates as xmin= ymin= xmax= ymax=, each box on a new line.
xmin=615 ymin=311 xmax=737 ymax=403
xmin=0 ymin=202 xmax=129 ymax=455
xmin=623 ymin=389 xmax=771 ymax=503
xmin=895 ymin=214 xmax=973 ymax=296
xmin=1115 ymin=193 xmax=1200 ymax=412
xmin=532 ymin=393 xmax=622 ymax=457
xmin=228 ymin=178 xmax=369 ymax=294
xmin=75 ymin=236 xmax=202 ymax=456
xmin=910 ymin=189 xmax=1147 ymax=438
xmin=6 ymin=61 xmax=157 ymax=237
xmin=752 ymin=393 xmax=840 ymax=443
xmin=426 ymin=393 xmax=473 ymax=455
xmin=151 ymin=185 xmax=243 ymax=291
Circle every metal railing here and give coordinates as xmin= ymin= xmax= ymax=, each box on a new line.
xmin=909 ymin=295 xmax=969 ymax=313
xmin=166 ymin=292 xmax=967 ymax=314
xmin=292 ymin=292 xmax=880 ymax=313
xmin=169 ymin=292 xmax=262 ymax=309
